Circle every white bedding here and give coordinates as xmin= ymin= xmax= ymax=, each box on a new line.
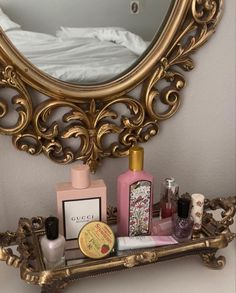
xmin=6 ymin=27 xmax=149 ymax=84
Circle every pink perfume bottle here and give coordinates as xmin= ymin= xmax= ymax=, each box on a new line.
xmin=56 ymin=164 xmax=107 ymax=249
xmin=117 ymin=146 xmax=154 ymax=236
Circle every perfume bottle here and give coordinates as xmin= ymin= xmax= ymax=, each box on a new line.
xmin=160 ymin=177 xmax=179 ymax=219
xmin=56 ymin=164 xmax=107 ymax=249
xmin=173 ymin=198 xmax=193 ymax=242
xmin=117 ymin=146 xmax=154 ymax=236
xmin=40 ymin=217 xmax=65 ymax=269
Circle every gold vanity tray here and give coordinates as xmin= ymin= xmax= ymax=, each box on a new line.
xmin=0 ymin=196 xmax=235 ymax=293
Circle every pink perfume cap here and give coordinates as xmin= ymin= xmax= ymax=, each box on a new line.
xmin=71 ymin=164 xmax=90 ymax=189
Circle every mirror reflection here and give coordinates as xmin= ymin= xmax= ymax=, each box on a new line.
xmin=1 ymin=0 xmax=172 ymax=84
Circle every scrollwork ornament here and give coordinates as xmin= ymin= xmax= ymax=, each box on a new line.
xmin=192 ymin=0 xmax=222 ymax=24
xmin=31 ymin=97 xmax=144 ymax=171
xmin=0 ymin=65 xmax=32 ymax=135
xmin=124 ymin=251 xmax=159 ymax=268
xmin=12 ymin=130 xmax=43 ymax=155
xmin=201 ymin=252 xmax=226 ymax=269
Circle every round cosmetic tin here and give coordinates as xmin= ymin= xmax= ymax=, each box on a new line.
xmin=78 ymin=221 xmax=115 ymax=259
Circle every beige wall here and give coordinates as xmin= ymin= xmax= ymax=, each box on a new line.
xmin=0 ymin=0 xmax=235 ymax=232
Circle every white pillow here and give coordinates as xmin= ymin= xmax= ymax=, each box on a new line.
xmin=56 ymin=26 xmax=126 ymax=39
xmin=0 ymin=8 xmax=21 ymax=31
xmin=56 ymin=26 xmax=148 ymax=55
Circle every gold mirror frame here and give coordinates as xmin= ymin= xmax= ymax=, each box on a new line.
xmin=0 ymin=0 xmax=223 ymax=171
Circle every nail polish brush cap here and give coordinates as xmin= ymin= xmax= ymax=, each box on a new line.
xmin=177 ymin=198 xmax=191 ymax=219
xmin=71 ymin=164 xmax=90 ymax=189
xmin=45 ymin=217 xmax=59 ymax=240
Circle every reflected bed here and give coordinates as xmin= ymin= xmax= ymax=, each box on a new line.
xmin=0 ymin=6 xmax=149 ymax=84
xmin=6 ymin=26 xmax=149 ymax=84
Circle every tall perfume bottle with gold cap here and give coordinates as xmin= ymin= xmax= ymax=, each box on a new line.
xmin=117 ymin=146 xmax=154 ymax=236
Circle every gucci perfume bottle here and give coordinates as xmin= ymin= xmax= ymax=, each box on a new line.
xmin=160 ymin=177 xmax=179 ymax=219
xmin=173 ymin=198 xmax=193 ymax=242
xmin=40 ymin=217 xmax=65 ymax=269
xmin=56 ymin=164 xmax=107 ymax=249
xmin=117 ymin=146 xmax=154 ymax=236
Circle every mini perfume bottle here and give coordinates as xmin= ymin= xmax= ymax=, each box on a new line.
xmin=40 ymin=217 xmax=65 ymax=269
xmin=117 ymin=146 xmax=154 ymax=237
xmin=160 ymin=177 xmax=179 ymax=219
xmin=56 ymin=164 xmax=107 ymax=249
xmin=173 ymin=198 xmax=193 ymax=242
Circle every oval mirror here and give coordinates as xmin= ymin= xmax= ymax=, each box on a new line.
xmin=0 ymin=0 xmax=223 ymax=171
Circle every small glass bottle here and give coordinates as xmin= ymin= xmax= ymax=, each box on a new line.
xmin=40 ymin=217 xmax=65 ymax=269
xmin=117 ymin=146 xmax=154 ymax=237
xmin=173 ymin=198 xmax=193 ymax=242
xmin=160 ymin=177 xmax=179 ymax=219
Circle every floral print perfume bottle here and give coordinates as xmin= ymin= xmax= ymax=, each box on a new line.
xmin=117 ymin=146 xmax=154 ymax=236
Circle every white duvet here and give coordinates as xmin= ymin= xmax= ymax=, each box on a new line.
xmin=6 ymin=27 xmax=149 ymax=84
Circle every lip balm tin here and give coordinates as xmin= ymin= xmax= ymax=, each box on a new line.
xmin=78 ymin=221 xmax=115 ymax=259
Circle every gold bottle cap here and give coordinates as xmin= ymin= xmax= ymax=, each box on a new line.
xmin=78 ymin=221 xmax=115 ymax=259
xmin=129 ymin=146 xmax=144 ymax=171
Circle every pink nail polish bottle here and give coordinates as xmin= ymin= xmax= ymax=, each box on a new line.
xmin=56 ymin=164 xmax=107 ymax=249
xmin=117 ymin=146 xmax=154 ymax=236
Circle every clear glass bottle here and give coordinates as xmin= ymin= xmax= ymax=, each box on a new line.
xmin=40 ymin=217 xmax=65 ymax=269
xmin=173 ymin=198 xmax=193 ymax=242
xmin=117 ymin=146 xmax=154 ymax=237
xmin=160 ymin=177 xmax=179 ymax=219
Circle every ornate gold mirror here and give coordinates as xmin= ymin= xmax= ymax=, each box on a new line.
xmin=0 ymin=0 xmax=223 ymax=171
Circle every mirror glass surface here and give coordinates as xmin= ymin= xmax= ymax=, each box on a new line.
xmin=1 ymin=0 xmax=172 ymax=85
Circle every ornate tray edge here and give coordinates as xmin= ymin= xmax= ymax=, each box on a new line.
xmin=0 ymin=196 xmax=235 ymax=291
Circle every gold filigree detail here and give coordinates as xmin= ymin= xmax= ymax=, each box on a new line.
xmin=25 ymin=97 xmax=145 ymax=171
xmin=0 ymin=65 xmax=32 ymax=135
xmin=0 ymin=231 xmax=17 ymax=246
xmin=12 ymin=129 xmax=43 ymax=155
xmin=124 ymin=251 xmax=159 ymax=268
xmin=204 ymin=196 xmax=236 ymax=234
xmin=0 ymin=247 xmax=22 ymax=268
xmin=201 ymin=252 xmax=226 ymax=269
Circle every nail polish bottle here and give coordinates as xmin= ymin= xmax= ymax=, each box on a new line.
xmin=173 ymin=198 xmax=193 ymax=242
xmin=40 ymin=217 xmax=65 ymax=269
xmin=160 ymin=177 xmax=179 ymax=219
xmin=117 ymin=146 xmax=154 ymax=237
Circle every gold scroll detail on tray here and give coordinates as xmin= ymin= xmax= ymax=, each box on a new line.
xmin=0 ymin=0 xmax=223 ymax=171
xmin=0 ymin=196 xmax=235 ymax=292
